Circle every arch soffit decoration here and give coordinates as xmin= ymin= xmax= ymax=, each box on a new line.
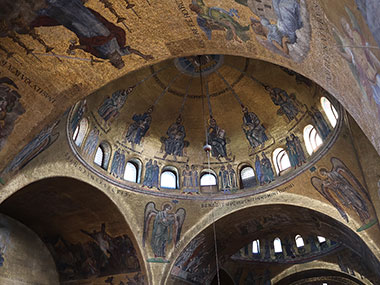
xmin=273 ymin=262 xmax=370 ymax=285
xmin=164 ymin=202 xmax=380 ymax=284
xmin=0 ymin=176 xmax=148 ymax=283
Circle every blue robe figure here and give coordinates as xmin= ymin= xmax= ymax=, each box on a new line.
xmin=116 ymin=151 xmax=126 ymax=178
xmin=125 ymin=107 xmax=153 ymax=147
xmin=291 ymin=133 xmax=306 ymax=165
xmin=261 ymin=0 xmax=302 ymax=46
xmin=255 ymin=155 xmax=263 ymax=185
xmin=152 ymin=160 xmax=160 ymax=189
xmin=83 ymin=129 xmax=99 ymax=157
xmin=308 ymin=236 xmax=318 ymax=252
xmin=143 ymin=159 xmax=153 ymax=188
xmin=261 ymin=152 xmax=274 ymax=184
xmin=242 ymin=107 xmax=268 ymax=149
xmin=98 ymin=87 xmax=132 ymax=124
xmin=32 ymin=0 xmax=152 ymax=69
xmin=110 ymin=150 xmax=121 ymax=177
xmin=267 ymin=87 xmax=299 ymax=122
xmin=286 ymin=136 xmax=298 ymax=168
xmin=227 ymin=164 xmax=237 ymax=191
xmin=310 ymin=106 xmax=330 ymax=139
xmin=71 ymin=100 xmax=86 ymax=133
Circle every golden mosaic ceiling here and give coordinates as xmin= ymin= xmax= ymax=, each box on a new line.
xmin=68 ymin=54 xmax=341 ymax=198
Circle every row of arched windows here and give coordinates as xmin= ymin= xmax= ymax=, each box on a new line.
xmin=72 ymin=97 xmax=338 ymax=189
xmin=252 ymin=235 xmax=327 ymax=254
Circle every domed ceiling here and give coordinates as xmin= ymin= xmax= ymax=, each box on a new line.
xmin=68 ymin=54 xmax=341 ymax=198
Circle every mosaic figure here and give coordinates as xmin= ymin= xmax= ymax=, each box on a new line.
xmin=283 ymin=237 xmax=296 ymax=258
xmin=163 ymin=116 xmax=186 ymax=159
xmin=332 ymin=7 xmax=380 ymax=119
xmin=142 ymin=159 xmax=153 ymax=188
xmin=1 ymin=120 xmax=59 ymax=176
xmin=244 ymin=0 xmax=310 ymax=62
xmin=143 ymin=202 xmax=186 ymax=262
xmin=48 ymin=223 xmax=140 ymax=281
xmin=208 ymin=117 xmax=229 ymax=160
xmin=286 ymin=136 xmax=298 ymax=168
xmin=70 ymin=99 xmax=86 ymax=134
xmin=291 ymin=133 xmax=306 ymax=165
xmin=242 ymin=106 xmax=268 ymax=149
xmin=260 ymin=152 xmax=274 ymax=184
xmin=190 ymin=0 xmax=250 ymax=42
xmin=355 ymin=0 xmax=380 ymax=47
xmin=182 ymin=165 xmax=195 ymax=194
xmin=30 ymin=0 xmax=152 ymax=69
xmin=227 ymin=164 xmax=238 ymax=191
xmin=311 ymin=157 xmax=371 ymax=223
xmin=219 ymin=165 xmax=231 ymax=193
xmin=0 ymin=223 xmax=10 ymax=267
xmin=0 ymin=77 xmax=25 ymax=151
xmin=98 ymin=87 xmax=133 ymax=124
xmin=266 ymin=86 xmax=299 ymax=122
xmin=255 ymin=155 xmax=263 ymax=185
xmin=309 ymin=106 xmax=330 ymax=139
xmin=82 ymin=128 xmax=99 ymax=157
xmin=191 ymin=165 xmax=199 ymax=185
xmin=143 ymin=159 xmax=159 ymax=189
xmin=152 ymin=160 xmax=159 ymax=189
xmin=125 ymin=107 xmax=153 ymax=148
xmin=116 ymin=150 xmax=126 ymax=178
xmin=110 ymin=149 xmax=122 ymax=178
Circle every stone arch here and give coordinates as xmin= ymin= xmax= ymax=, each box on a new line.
xmin=275 ymin=268 xmax=367 ymax=285
xmin=0 ymin=177 xmax=147 ymax=284
xmin=168 ymin=203 xmax=380 ymax=285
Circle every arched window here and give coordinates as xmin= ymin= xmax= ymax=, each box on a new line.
xmin=73 ymin=118 xmax=88 ymax=147
xmin=295 ymin=235 xmax=304 ymax=248
xmin=252 ymin=239 xmax=260 ymax=254
xmin=273 ymin=148 xmax=291 ymax=175
xmin=200 ymin=173 xmax=217 ymax=186
xmin=317 ymin=236 xmax=326 ymax=243
xmin=94 ymin=146 xmax=104 ymax=167
xmin=303 ymin=125 xmax=323 ymax=155
xmin=274 ymin=238 xmax=282 ymax=253
xmin=161 ymin=170 xmax=177 ymax=189
xmin=94 ymin=142 xmax=111 ymax=170
xmin=321 ymin=97 xmax=338 ymax=127
xmin=124 ymin=161 xmax=138 ymax=183
xmin=240 ymin=166 xmax=256 ymax=188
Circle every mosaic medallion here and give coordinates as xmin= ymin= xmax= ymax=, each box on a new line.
xmin=174 ymin=55 xmax=224 ymax=77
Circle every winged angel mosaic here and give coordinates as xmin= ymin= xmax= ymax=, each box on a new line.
xmin=311 ymin=157 xmax=376 ymax=230
xmin=143 ymin=202 xmax=186 ymax=263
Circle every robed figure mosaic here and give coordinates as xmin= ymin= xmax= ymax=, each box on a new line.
xmin=311 ymin=157 xmax=373 ymax=227
xmin=143 ymin=202 xmax=186 ymax=263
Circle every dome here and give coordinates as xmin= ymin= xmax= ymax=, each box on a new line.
xmin=68 ymin=55 xmax=341 ymax=199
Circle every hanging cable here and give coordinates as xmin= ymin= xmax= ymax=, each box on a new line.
xmin=179 ymin=77 xmax=193 ymax=115
xmin=215 ymin=70 xmax=243 ymax=107
xmin=199 ymin=55 xmax=220 ymax=285
xmin=137 ymin=64 xmax=171 ymax=87
xmin=153 ymin=62 xmax=193 ymax=107
xmin=205 ymin=81 xmax=213 ymax=118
